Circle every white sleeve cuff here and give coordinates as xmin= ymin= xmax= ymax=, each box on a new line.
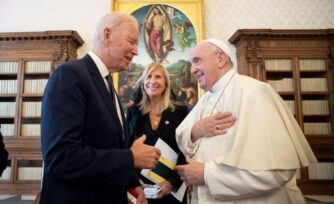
xmin=185 ymin=137 xmax=202 ymax=157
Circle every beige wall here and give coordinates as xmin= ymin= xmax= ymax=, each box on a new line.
xmin=0 ymin=0 xmax=110 ymax=57
xmin=205 ymin=0 xmax=334 ymax=63
xmin=1 ymin=0 xmax=333 ymax=60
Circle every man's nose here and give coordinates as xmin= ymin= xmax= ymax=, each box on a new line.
xmin=132 ymin=45 xmax=138 ymax=56
xmin=190 ymin=65 xmax=196 ymax=74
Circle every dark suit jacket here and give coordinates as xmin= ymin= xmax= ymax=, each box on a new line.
xmin=40 ymin=55 xmax=139 ymax=204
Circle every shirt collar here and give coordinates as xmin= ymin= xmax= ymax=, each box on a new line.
xmin=88 ymin=51 xmax=110 ymax=78
xmin=210 ymin=69 xmax=236 ymax=93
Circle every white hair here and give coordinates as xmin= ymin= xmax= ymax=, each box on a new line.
xmin=92 ymin=12 xmax=138 ymax=48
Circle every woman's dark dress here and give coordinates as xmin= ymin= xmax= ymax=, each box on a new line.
xmin=127 ymin=104 xmax=189 ymax=204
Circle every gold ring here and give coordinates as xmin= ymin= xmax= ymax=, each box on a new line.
xmin=216 ymin=125 xmax=222 ymax=130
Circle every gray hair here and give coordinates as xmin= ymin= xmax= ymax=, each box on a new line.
xmin=92 ymin=12 xmax=138 ymax=48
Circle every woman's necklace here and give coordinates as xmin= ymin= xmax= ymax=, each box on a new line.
xmin=149 ymin=108 xmax=161 ymax=130
xmin=152 ymin=120 xmax=159 ymax=129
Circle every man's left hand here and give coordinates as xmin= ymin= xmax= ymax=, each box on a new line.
xmin=175 ymin=156 xmax=205 ymax=186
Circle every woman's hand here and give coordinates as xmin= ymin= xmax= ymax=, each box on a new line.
xmin=157 ymin=180 xmax=173 ymax=198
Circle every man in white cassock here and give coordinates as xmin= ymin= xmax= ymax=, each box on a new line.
xmin=175 ymin=39 xmax=317 ymax=204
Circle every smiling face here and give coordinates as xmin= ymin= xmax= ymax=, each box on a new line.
xmin=104 ymin=21 xmax=139 ymax=72
xmin=189 ymin=42 xmax=223 ymax=91
xmin=143 ymin=66 xmax=167 ymax=100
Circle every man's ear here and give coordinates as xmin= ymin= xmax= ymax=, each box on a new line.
xmin=102 ymin=28 xmax=112 ymax=44
xmin=217 ymin=51 xmax=228 ymax=68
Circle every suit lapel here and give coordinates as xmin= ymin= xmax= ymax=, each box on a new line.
xmin=114 ymin=92 xmax=128 ymax=147
xmin=83 ymin=55 xmax=124 ymax=135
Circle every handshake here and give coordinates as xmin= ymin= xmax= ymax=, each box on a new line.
xmin=130 ymin=135 xmax=161 ymax=169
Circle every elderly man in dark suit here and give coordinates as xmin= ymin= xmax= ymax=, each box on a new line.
xmin=40 ymin=12 xmax=161 ymax=204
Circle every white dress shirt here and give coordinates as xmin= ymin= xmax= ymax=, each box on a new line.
xmin=88 ymin=51 xmax=124 ymax=129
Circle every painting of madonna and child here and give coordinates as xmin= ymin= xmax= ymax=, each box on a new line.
xmin=117 ymin=4 xmax=199 ymax=115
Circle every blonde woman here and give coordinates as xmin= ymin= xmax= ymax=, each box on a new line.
xmin=127 ymin=63 xmax=188 ymax=204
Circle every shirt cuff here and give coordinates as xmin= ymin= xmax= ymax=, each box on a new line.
xmin=185 ymin=137 xmax=202 ymax=157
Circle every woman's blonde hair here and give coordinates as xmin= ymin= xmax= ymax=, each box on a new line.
xmin=136 ymin=63 xmax=176 ymax=114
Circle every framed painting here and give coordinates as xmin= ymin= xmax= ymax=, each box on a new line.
xmin=112 ymin=0 xmax=205 ymax=114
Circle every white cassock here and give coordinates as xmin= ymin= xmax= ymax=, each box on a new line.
xmin=176 ymin=69 xmax=317 ymax=204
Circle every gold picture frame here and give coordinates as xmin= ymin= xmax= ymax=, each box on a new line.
xmin=112 ymin=0 xmax=205 ymax=113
